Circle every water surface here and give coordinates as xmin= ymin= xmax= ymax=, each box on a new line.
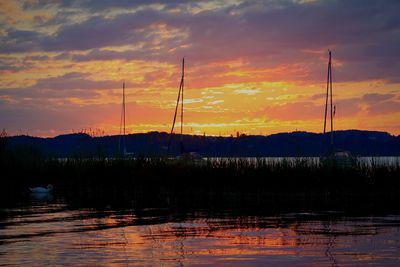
xmin=1 ymin=197 xmax=399 ymax=266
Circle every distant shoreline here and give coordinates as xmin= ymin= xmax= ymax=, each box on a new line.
xmin=4 ymin=129 xmax=400 ymax=157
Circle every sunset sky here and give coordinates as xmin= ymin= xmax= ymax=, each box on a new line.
xmin=1 ymin=0 xmax=399 ymax=137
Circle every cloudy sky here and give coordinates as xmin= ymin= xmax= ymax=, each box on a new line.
xmin=1 ymin=0 xmax=399 ymax=137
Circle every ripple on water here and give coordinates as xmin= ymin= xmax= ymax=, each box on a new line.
xmin=1 ymin=202 xmax=400 ymax=266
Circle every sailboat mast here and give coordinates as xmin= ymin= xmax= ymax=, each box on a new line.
xmin=123 ymin=82 xmax=126 ymax=138
xmin=118 ymin=82 xmax=126 ymax=156
xmin=180 ymin=58 xmax=184 ymax=139
xmin=329 ymin=51 xmax=334 ymax=148
xmin=323 ymin=51 xmax=335 ymax=153
xmin=323 ymin=52 xmax=330 ymax=134
xmin=122 ymin=82 xmax=127 ymax=155
xmin=167 ymin=58 xmax=185 ymax=155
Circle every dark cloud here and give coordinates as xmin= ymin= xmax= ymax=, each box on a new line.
xmin=30 ymin=72 xmax=118 ymax=90
xmin=360 ymin=93 xmax=400 ymax=116
xmin=334 ymin=98 xmax=361 ymax=117
xmin=53 ymin=52 xmax=70 ymax=60
xmin=362 ymin=93 xmax=396 ymax=103
xmin=22 ymin=0 xmax=204 ymax=11
xmin=22 ymin=0 xmax=72 ymax=10
xmin=69 ymin=48 xmax=172 ymax=62
xmin=0 ymin=29 xmax=42 ymax=53
xmin=73 ymin=0 xmax=168 ymax=12
xmin=0 ymin=58 xmax=33 ymax=73
xmin=366 ymin=100 xmax=400 ymax=116
xmin=0 ymin=70 xmax=164 ymax=103
xmin=3 ymin=0 xmax=400 ymax=84
xmin=70 ymin=1 xmax=400 ymax=82
xmin=41 ymin=13 xmax=158 ymax=51
xmin=25 ymin=55 xmax=50 ymax=61
xmin=0 ymin=72 xmax=119 ymax=104
xmin=1 ymin=87 xmax=100 ymax=100
xmin=0 ymin=10 xmax=159 ymax=53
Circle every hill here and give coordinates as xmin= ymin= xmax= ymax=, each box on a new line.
xmin=5 ymin=130 xmax=400 ymax=157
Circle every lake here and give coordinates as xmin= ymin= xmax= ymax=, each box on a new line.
xmin=1 ymin=196 xmax=400 ymax=266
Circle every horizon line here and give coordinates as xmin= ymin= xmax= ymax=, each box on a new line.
xmin=5 ymin=128 xmax=398 ymax=139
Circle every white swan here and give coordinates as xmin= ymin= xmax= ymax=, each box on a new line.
xmin=29 ymin=184 xmax=53 ymax=194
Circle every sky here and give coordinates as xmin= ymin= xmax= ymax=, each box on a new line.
xmin=0 ymin=0 xmax=400 ymax=137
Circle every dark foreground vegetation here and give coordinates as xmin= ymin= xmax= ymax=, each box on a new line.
xmin=1 ymin=131 xmax=400 ymax=212
xmin=1 ymin=155 xmax=400 ymax=209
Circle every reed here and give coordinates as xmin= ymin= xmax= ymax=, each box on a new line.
xmin=1 ymin=150 xmax=400 ymax=202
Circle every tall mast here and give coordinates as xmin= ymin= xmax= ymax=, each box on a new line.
xmin=323 ymin=51 xmax=334 ymax=153
xmin=323 ymin=52 xmax=330 ymax=134
xmin=118 ymin=82 xmax=126 ymax=156
xmin=123 ymin=82 xmax=126 ymax=137
xmin=180 ymin=58 xmax=184 ymax=140
xmin=329 ymin=51 xmax=334 ymax=149
xmin=167 ymin=58 xmax=185 ymax=155
xmin=123 ymin=82 xmax=126 ymax=154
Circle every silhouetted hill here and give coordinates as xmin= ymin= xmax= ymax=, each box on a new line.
xmin=5 ymin=130 xmax=400 ymax=157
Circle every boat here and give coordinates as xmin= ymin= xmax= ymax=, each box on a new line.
xmin=167 ymin=58 xmax=204 ymax=162
xmin=320 ymin=51 xmax=355 ymax=168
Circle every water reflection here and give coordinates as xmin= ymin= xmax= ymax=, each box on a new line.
xmin=29 ymin=192 xmax=54 ymax=202
xmin=1 ymin=198 xmax=400 ymax=266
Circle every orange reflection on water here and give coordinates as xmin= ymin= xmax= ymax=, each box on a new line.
xmin=1 ymin=205 xmax=400 ymax=266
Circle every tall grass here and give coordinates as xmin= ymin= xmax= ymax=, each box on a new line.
xmin=2 ymin=132 xmax=400 ymax=213
xmin=1 ymin=153 xmax=399 ymax=199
